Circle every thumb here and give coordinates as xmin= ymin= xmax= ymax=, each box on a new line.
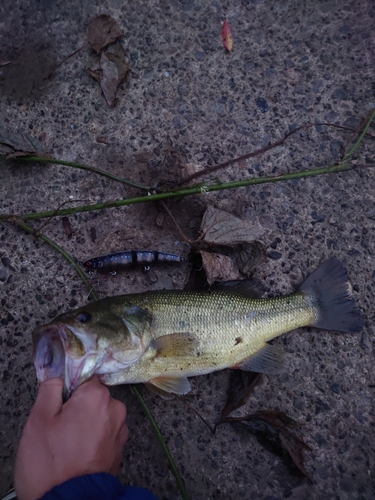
xmin=31 ymin=378 xmax=64 ymax=420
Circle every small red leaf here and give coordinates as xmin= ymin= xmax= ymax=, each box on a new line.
xmin=222 ymin=20 xmax=233 ymax=52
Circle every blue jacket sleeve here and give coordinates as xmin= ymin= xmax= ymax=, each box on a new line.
xmin=40 ymin=473 xmax=159 ymax=500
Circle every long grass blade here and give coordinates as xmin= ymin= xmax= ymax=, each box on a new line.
xmin=131 ymin=386 xmax=190 ymax=500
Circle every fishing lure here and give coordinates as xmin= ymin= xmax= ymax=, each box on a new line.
xmin=83 ymin=250 xmax=184 ymax=273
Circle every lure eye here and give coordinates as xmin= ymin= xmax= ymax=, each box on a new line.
xmin=76 ymin=312 xmax=92 ymax=323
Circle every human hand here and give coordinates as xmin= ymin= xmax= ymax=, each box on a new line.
xmin=14 ymin=376 xmax=128 ymax=500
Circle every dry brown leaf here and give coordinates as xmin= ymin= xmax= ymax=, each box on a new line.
xmin=62 ymin=217 xmax=73 ymax=240
xmin=230 ymin=241 xmax=266 ymax=277
xmin=201 ymin=206 xmax=265 ymax=245
xmin=222 ymin=20 xmax=233 ymax=52
xmin=219 ymin=371 xmax=263 ymax=421
xmin=87 ymin=15 xmax=123 ymax=53
xmin=88 ymin=42 xmax=130 ymax=107
xmin=0 ymin=126 xmax=48 ymax=158
xmin=200 ymin=251 xmax=242 ymax=285
xmin=224 ymin=410 xmax=311 ymax=482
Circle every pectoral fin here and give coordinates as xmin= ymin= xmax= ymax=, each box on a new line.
xmin=152 ymin=332 xmax=198 ymax=358
xmin=234 ymin=344 xmax=286 ymax=374
xmin=146 ymin=375 xmax=191 ymax=398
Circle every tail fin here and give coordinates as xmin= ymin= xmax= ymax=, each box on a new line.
xmin=300 ymin=257 xmax=363 ymax=333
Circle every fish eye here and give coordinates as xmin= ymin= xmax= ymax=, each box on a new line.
xmin=76 ymin=312 xmax=92 ymax=323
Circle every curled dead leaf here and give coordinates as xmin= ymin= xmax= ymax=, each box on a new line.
xmin=222 ymin=20 xmax=233 ymax=52
xmin=223 ymin=410 xmax=311 ymax=482
xmin=219 ymin=371 xmax=263 ymax=421
xmin=230 ymin=241 xmax=266 ymax=277
xmin=200 ymin=206 xmax=265 ymax=246
xmin=0 ymin=126 xmax=48 ymax=159
xmin=62 ymin=217 xmax=73 ymax=240
xmin=88 ymin=42 xmax=130 ymax=107
xmin=87 ymin=15 xmax=123 ymax=53
xmin=200 ymin=251 xmax=243 ymax=285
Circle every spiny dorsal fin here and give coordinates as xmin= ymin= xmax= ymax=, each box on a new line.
xmin=153 ymin=332 xmax=198 ymax=358
xmin=211 ymin=278 xmax=266 ymax=299
xmin=234 ymin=344 xmax=286 ymax=374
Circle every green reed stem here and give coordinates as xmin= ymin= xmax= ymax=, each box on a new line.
xmin=1 ymin=155 xmax=151 ymax=191
xmin=0 ymin=161 xmax=357 ymax=222
xmin=343 ymin=109 xmax=375 ymax=161
xmin=131 ymin=386 xmax=190 ymax=500
xmin=11 ymin=220 xmax=98 ymax=301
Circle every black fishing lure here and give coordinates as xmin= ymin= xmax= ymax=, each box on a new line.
xmin=83 ymin=250 xmax=184 ymax=273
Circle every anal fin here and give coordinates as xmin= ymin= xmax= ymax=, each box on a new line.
xmin=145 ymin=383 xmax=175 ymax=400
xmin=234 ymin=344 xmax=286 ymax=374
xmin=146 ymin=375 xmax=191 ymax=398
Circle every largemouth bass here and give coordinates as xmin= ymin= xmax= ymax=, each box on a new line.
xmin=33 ymin=257 xmax=363 ymax=397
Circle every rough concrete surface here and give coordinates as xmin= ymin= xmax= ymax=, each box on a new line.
xmin=0 ymin=0 xmax=374 ymax=498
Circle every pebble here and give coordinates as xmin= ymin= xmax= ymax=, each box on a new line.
xmin=255 ymin=97 xmax=269 ymax=113
xmin=244 ymin=60 xmax=255 ymax=71
xmin=339 ymin=478 xmax=355 ymax=493
xmin=0 ymin=267 xmax=7 ymax=282
xmin=311 ymin=79 xmax=325 ymax=93
xmin=267 ymin=250 xmax=282 ymax=260
xmin=315 ymin=398 xmax=331 ymax=414
xmin=330 ymin=383 xmax=340 ymax=394
xmin=293 ymin=398 xmax=304 ymax=410
xmin=330 ymin=139 xmax=343 ymax=157
xmin=314 ymin=433 xmax=328 ymax=446
xmin=172 ymin=116 xmax=182 ymax=129
xmin=194 ymin=51 xmax=205 ymax=61
xmin=332 ymin=88 xmax=348 ymax=100
xmin=236 ymin=123 xmax=251 ymax=135
xmin=316 ymin=466 xmax=330 ymax=479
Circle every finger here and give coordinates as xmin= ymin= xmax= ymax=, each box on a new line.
xmin=112 ymin=398 xmax=127 ymax=423
xmin=31 ymin=378 xmax=64 ymax=420
xmin=71 ymin=375 xmax=110 ymax=403
xmin=78 ymin=375 xmax=109 ymax=393
xmin=110 ymin=433 xmax=127 ymax=475
xmin=118 ymin=421 xmax=129 ymax=447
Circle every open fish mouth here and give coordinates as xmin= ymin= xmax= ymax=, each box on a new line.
xmin=32 ymin=322 xmax=92 ymax=396
xmin=33 ymin=323 xmax=67 ymax=382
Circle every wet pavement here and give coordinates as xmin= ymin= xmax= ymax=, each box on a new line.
xmin=0 ymin=0 xmax=374 ymax=498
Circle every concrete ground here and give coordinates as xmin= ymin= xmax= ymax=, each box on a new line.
xmin=0 ymin=0 xmax=374 ymax=498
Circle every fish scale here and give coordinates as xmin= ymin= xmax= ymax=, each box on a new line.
xmin=107 ymin=290 xmax=317 ymax=384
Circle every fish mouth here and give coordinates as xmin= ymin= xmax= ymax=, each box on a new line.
xmin=32 ymin=323 xmax=67 ymax=383
xmin=33 ymin=322 xmax=98 ymax=397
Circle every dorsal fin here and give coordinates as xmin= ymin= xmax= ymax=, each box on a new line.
xmin=212 ymin=278 xmax=267 ymax=299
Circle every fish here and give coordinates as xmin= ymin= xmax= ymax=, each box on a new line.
xmin=83 ymin=250 xmax=184 ymax=273
xmin=33 ymin=257 xmax=363 ymax=397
